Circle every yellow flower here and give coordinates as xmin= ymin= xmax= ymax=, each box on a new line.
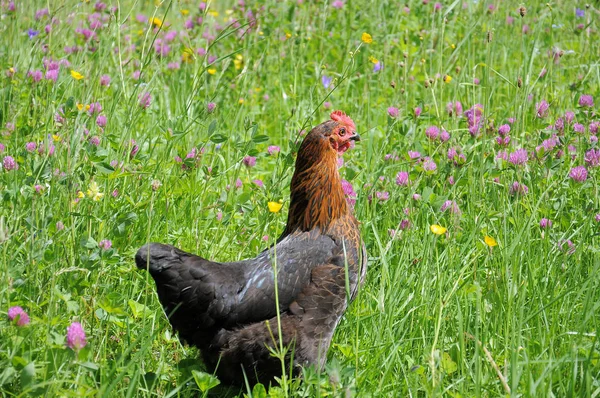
xmin=52 ymin=134 xmax=61 ymax=142
xmin=207 ymin=68 xmax=216 ymax=75
xmin=484 ymin=235 xmax=498 ymax=247
xmin=9 ymin=67 xmax=15 ymax=74
xmin=149 ymin=17 xmax=162 ymax=28
xmin=368 ymin=56 xmax=379 ymax=64
xmin=451 ymin=43 xmax=456 ymax=49
xmin=234 ymin=54 xmax=243 ymax=70
xmin=443 ymin=74 xmax=452 ymax=83
xmin=208 ymin=10 xmax=219 ymax=17
xmin=238 ymin=98 xmax=245 ymax=104
xmin=361 ymin=32 xmax=373 ymax=44
xmin=180 ymin=9 xmax=189 ymax=16
xmin=430 ymin=224 xmax=447 ymax=235
xmin=76 ymin=190 xmax=85 ymax=199
xmin=182 ymin=48 xmax=194 ymax=63
xmin=285 ymin=32 xmax=292 ymax=39
xmin=268 ymin=201 xmax=283 ymax=213
xmin=76 ymin=103 xmax=84 ymax=110
xmin=70 ymin=70 xmax=84 ymax=80
xmin=86 ymin=181 xmax=104 ymax=201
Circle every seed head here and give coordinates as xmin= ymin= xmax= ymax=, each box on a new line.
xmin=519 ymin=6 xmax=526 ymax=17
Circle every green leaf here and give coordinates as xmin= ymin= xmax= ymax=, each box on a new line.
xmin=333 ymin=343 xmax=353 ymax=359
xmin=268 ymin=386 xmax=285 ymax=398
xmin=21 ymin=362 xmax=35 ymax=389
xmin=191 ymin=370 xmax=220 ymax=392
xmin=12 ymin=356 xmax=28 ymax=369
xmin=81 ymin=237 xmax=98 ymax=249
xmin=94 ymin=162 xmax=115 ymax=174
xmin=442 ymin=352 xmax=457 ymax=374
xmin=252 ymin=134 xmax=269 ymax=143
xmin=0 ymin=366 xmax=16 ymax=386
xmin=422 ymin=186 xmax=434 ymax=203
xmin=98 ymin=295 xmax=127 ymax=316
xmin=210 ymin=134 xmax=228 ymax=143
xmin=80 ymin=361 xmax=99 ymax=371
xmin=208 ymin=120 xmax=217 ymax=135
xmin=128 ymin=299 xmax=153 ymax=319
xmin=252 ymin=383 xmax=267 ymax=398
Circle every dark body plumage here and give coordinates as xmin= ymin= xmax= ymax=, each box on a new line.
xmin=136 ymin=114 xmax=367 ymax=386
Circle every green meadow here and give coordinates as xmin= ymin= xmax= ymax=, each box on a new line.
xmin=1 ymin=0 xmax=599 ymax=396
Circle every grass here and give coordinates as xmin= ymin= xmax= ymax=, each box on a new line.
xmin=1 ymin=0 xmax=599 ymax=396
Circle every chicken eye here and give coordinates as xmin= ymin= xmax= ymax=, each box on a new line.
xmin=339 ymin=128 xmax=346 ymax=137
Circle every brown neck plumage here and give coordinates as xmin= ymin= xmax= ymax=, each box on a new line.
xmin=283 ymin=132 xmax=348 ymax=235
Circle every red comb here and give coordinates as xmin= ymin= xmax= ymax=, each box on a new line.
xmin=330 ymin=110 xmax=356 ymax=132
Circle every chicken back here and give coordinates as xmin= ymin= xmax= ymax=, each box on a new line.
xmin=136 ymin=111 xmax=367 ymax=386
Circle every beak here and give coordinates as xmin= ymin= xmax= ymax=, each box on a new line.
xmin=349 ymin=132 xmax=361 ymax=142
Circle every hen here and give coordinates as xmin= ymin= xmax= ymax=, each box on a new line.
xmin=135 ymin=111 xmax=366 ymax=386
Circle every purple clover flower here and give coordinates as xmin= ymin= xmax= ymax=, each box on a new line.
xmin=559 ymin=239 xmax=576 ymax=255
xmin=446 ymin=101 xmax=463 ymax=117
xmin=565 ymin=111 xmax=575 ymax=124
xmin=439 ymin=130 xmax=450 ymax=142
xmin=554 ymin=118 xmax=565 ymax=132
xmin=66 ymin=322 xmax=87 ymax=351
xmin=569 ymin=166 xmax=588 ymax=182
xmin=242 ymin=156 xmax=256 ymax=168
xmin=498 ymin=124 xmax=510 ymax=136
xmin=138 ymin=92 xmax=152 ymax=109
xmin=496 ymin=136 xmax=511 ymax=146
xmin=464 ymin=104 xmax=484 ymax=136
xmin=422 ymin=157 xmax=437 ymax=172
xmin=536 ymin=100 xmax=550 ymax=118
xmin=376 ymin=191 xmax=389 ymax=201
xmin=100 ymin=74 xmax=111 ymax=86
xmin=8 ymin=306 xmax=30 ymax=326
xmin=3 ymin=156 xmax=17 ymax=171
xmin=585 ymin=149 xmax=600 ymax=167
xmin=539 ymin=218 xmax=552 ymax=228
xmin=267 ymin=145 xmax=280 ymax=155
xmin=425 ymin=126 xmax=439 ymax=140
xmin=408 ymin=151 xmax=421 ymax=160
xmin=96 ymin=115 xmax=107 ymax=128
xmin=98 ymin=239 xmax=112 ymax=250
xmin=341 ymin=179 xmax=356 ymax=208
xmin=510 ymin=181 xmax=529 ymax=196
xmin=440 ymin=200 xmax=461 ymax=215
xmin=579 ymin=94 xmax=594 ymax=108
xmin=509 ymin=148 xmax=529 ymax=166
xmin=396 ymin=171 xmax=409 ymax=186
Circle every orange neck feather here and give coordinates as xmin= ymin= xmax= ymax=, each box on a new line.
xmin=284 ymin=133 xmax=348 ymax=235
